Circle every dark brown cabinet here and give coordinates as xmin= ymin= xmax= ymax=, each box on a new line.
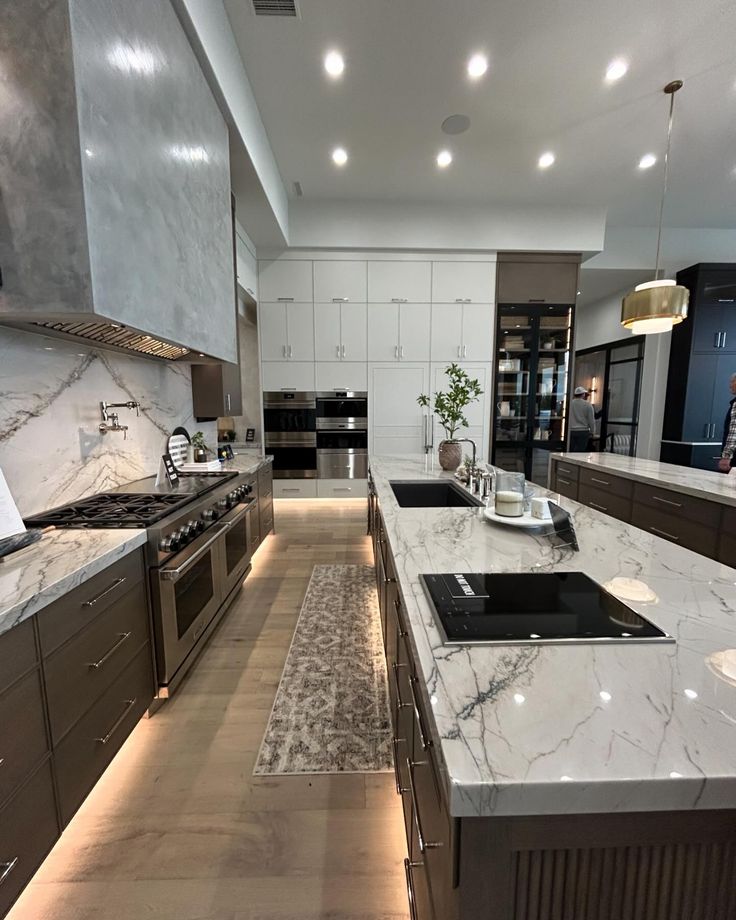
xmin=191 ymin=361 xmax=242 ymax=421
xmin=258 ymin=462 xmax=274 ymax=539
xmin=496 ymin=255 xmax=579 ymax=305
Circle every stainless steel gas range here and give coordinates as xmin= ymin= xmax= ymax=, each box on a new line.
xmin=25 ymin=470 xmax=257 ymax=697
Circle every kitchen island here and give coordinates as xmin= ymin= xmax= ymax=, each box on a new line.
xmin=369 ymin=454 xmax=736 ymax=920
xmin=550 ymin=452 xmax=736 ymax=566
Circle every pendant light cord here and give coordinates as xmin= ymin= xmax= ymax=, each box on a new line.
xmin=654 ymin=88 xmax=678 ymax=281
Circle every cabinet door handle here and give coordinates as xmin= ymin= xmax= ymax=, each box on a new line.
xmin=226 ymin=393 xmax=231 ymax=412
xmin=455 ymin=298 xmax=471 ymax=303
xmin=332 ymin=297 xmax=349 ymax=302
xmin=589 ymin=501 xmax=608 ymax=512
xmin=406 ymin=757 xmax=442 ymax=853
xmin=94 ymin=698 xmax=137 ymax=745
xmin=288 ymin=345 xmax=293 ymax=359
xmin=408 ymin=677 xmax=432 ymax=752
xmin=651 ymin=494 xmax=682 ymax=509
xmin=395 ymin=345 xmax=399 ymax=359
xmin=557 ymin=476 xmax=572 ymax=486
xmin=87 ymin=632 xmax=132 ymax=670
xmin=704 ymin=423 xmax=710 ymax=438
xmin=404 ymin=858 xmax=421 ymax=920
xmin=336 ymin=344 xmax=341 ymax=358
xmin=650 ymin=526 xmax=679 ymax=542
xmin=341 ymin=344 xmax=346 ymax=358
xmin=282 ymin=345 xmax=287 ymax=358
xmin=463 ymin=344 xmax=467 ymax=357
xmin=590 ymin=477 xmax=610 ymax=486
xmin=718 ymin=299 xmax=735 ymax=303
xmin=400 ymin=345 xmax=404 ymax=359
xmin=722 ymin=332 xmax=727 ymax=348
xmin=457 ymin=345 xmax=461 ymax=358
xmin=82 ymin=577 xmax=127 ymax=608
xmin=282 ymin=488 xmax=301 ymax=492
xmin=391 ymin=297 xmax=408 ymax=303
xmin=715 ymin=332 xmax=721 ymax=348
xmin=392 ymin=737 xmax=408 ymax=795
xmin=276 ymin=297 xmax=294 ymax=301
xmin=0 ymin=857 xmax=18 ymax=886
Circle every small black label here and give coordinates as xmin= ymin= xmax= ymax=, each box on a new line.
xmin=162 ymin=453 xmax=179 ymax=484
xmin=245 ymin=428 xmax=255 ymax=442
xmin=283 ymin=392 xmax=295 ymax=400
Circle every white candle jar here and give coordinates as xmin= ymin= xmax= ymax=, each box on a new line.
xmin=494 ymin=472 xmax=525 ymax=517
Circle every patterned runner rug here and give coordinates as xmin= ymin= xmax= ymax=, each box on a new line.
xmin=254 ymin=564 xmax=393 ymax=774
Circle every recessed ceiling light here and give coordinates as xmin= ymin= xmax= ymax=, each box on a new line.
xmin=538 ymin=151 xmax=555 ymax=169
xmin=638 ymin=153 xmax=657 ymax=169
xmin=436 ymin=150 xmax=453 ymax=168
xmin=331 ymin=146 xmax=348 ymax=166
xmin=467 ymin=53 xmax=488 ymax=79
xmin=605 ymin=58 xmax=628 ymax=83
xmin=324 ymin=50 xmax=344 ymax=78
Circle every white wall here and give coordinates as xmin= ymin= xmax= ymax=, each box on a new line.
xmin=574 ymin=290 xmax=670 ymax=460
xmin=288 ymin=199 xmax=606 ymax=254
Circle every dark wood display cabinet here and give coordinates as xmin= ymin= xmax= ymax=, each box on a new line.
xmin=661 ymin=263 xmax=736 ymax=471
xmin=492 ymin=303 xmax=574 ymax=485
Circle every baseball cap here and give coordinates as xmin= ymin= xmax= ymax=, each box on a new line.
xmin=574 ymin=386 xmax=589 ymax=396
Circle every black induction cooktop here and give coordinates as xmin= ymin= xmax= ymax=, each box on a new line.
xmin=420 ymin=572 xmax=673 ymax=645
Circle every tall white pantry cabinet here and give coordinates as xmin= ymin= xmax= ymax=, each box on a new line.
xmin=257 ymin=256 xmax=496 ymax=466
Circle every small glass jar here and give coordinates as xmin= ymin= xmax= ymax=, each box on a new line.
xmin=494 ymin=472 xmax=525 ymax=517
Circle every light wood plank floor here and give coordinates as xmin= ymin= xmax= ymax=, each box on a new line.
xmin=9 ymin=500 xmax=409 ymax=920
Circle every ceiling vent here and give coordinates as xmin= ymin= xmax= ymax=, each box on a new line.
xmin=252 ymin=0 xmax=299 ymax=16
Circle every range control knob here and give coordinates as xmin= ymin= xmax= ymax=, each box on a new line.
xmin=160 ymin=535 xmax=179 ymax=553
xmin=244 ymin=484 xmax=253 ymax=495
xmin=217 ymin=498 xmax=230 ymax=511
xmin=193 ymin=519 xmax=205 ymax=535
xmin=202 ymin=508 xmax=216 ymax=522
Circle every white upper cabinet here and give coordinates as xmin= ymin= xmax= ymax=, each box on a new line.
xmin=398 ymin=303 xmax=431 ymax=361
xmin=258 ymin=260 xmax=313 ymax=302
xmin=261 ymin=362 xmax=315 ymax=392
xmin=235 ymin=235 xmax=258 ymax=301
xmin=368 ymin=303 xmax=400 ymax=361
xmin=340 ymin=303 xmax=367 ymax=361
xmin=314 ymin=302 xmax=342 ymax=361
xmin=431 ymin=304 xmax=463 ymax=362
xmin=315 ymin=361 xmax=368 ymax=391
xmin=259 ymin=302 xmax=314 ymax=361
xmin=431 ymin=261 xmax=496 ymax=303
xmin=313 ymin=261 xmax=367 ymax=303
xmin=461 ymin=303 xmax=494 ymax=362
xmin=368 ymin=261 xmax=431 ymax=303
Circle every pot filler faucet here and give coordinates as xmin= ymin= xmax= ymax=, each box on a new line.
xmin=99 ymin=400 xmax=140 ymax=439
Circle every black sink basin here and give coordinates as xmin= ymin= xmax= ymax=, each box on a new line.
xmin=389 ymin=480 xmax=483 ymax=508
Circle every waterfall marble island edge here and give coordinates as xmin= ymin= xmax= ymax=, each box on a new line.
xmin=369 ymin=454 xmax=736 ymax=818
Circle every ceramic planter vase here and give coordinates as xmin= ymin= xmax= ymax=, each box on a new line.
xmin=438 ymin=439 xmax=462 ymax=471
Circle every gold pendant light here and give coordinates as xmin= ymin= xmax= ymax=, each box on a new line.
xmin=621 ymin=80 xmax=689 ymax=335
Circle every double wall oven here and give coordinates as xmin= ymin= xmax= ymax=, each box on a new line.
xmin=316 ymin=391 xmax=368 ymax=480
xmin=263 ymin=391 xmax=317 ymax=479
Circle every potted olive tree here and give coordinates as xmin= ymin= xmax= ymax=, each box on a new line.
xmin=417 ymin=364 xmax=483 ymax=471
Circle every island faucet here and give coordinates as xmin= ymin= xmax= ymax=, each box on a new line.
xmin=99 ymin=400 xmax=140 ymax=439
xmin=455 ymin=437 xmax=477 ymax=471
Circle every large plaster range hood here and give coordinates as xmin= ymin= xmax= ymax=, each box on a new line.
xmin=0 ymin=0 xmax=237 ymax=364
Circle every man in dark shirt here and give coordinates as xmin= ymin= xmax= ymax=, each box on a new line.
xmin=718 ymin=373 xmax=736 ymax=472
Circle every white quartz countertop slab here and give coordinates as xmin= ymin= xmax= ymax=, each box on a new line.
xmin=370 ymin=454 xmax=736 ymax=818
xmin=0 ymin=529 xmax=147 ymax=638
xmin=221 ymin=452 xmax=271 ymax=475
xmin=553 ymin=452 xmax=736 ymax=508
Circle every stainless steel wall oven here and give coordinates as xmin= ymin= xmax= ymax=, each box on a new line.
xmin=263 ymin=391 xmax=317 ymax=479
xmin=315 ymin=391 xmax=368 ymax=479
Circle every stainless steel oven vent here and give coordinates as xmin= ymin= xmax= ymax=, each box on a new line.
xmin=29 ymin=321 xmax=190 ymax=360
xmin=252 ymin=0 xmax=299 ymax=16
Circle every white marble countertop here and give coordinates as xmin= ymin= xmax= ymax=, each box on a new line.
xmin=0 ymin=529 xmax=147 ymax=639
xmin=221 ymin=451 xmax=271 ymax=475
xmin=552 ymin=452 xmax=736 ymax=508
xmin=370 ymin=454 xmax=736 ymax=818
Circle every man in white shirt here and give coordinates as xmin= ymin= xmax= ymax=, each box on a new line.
xmin=718 ymin=373 xmax=736 ymax=473
xmin=569 ymin=386 xmax=596 ymax=452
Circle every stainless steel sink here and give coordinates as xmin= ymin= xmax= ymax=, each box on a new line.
xmin=389 ymin=480 xmax=483 ymax=508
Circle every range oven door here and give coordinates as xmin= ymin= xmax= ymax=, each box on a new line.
xmin=151 ymin=524 xmax=226 ymax=688
xmin=264 ymin=432 xmax=318 ymax=479
xmin=220 ymin=500 xmax=254 ymax=598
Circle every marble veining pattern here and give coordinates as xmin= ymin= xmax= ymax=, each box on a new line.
xmin=554 ymin=451 xmax=736 ymax=507
xmin=255 ymin=565 xmax=393 ymax=775
xmin=0 ymin=326 xmax=216 ymax=517
xmin=370 ymin=454 xmax=736 ymax=817
xmin=0 ymin=528 xmax=146 ymax=638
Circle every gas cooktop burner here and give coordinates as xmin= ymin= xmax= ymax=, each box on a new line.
xmin=420 ymin=572 xmax=674 ymax=645
xmin=24 ymin=492 xmax=193 ymax=529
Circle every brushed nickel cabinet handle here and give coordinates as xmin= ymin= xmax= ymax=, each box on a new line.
xmin=82 ymin=577 xmax=127 ymax=608
xmin=408 ymin=677 xmax=432 ymax=752
xmin=405 ymin=757 xmax=442 ymax=853
xmin=94 ymin=698 xmax=137 ymax=745
xmin=404 ymin=858 xmax=420 ymax=920
xmin=87 ymin=632 xmax=132 ymax=670
xmin=391 ymin=662 xmax=412 ymax=710
xmin=557 ymin=477 xmax=572 ymax=486
xmin=336 ymin=344 xmax=341 ymax=358
xmin=391 ymin=297 xmax=408 ymax=302
xmin=0 ymin=857 xmax=18 ymax=886
xmin=395 ymin=345 xmax=399 ymax=359
xmin=650 ymin=526 xmax=679 ymax=542
xmin=590 ymin=477 xmax=610 ymax=486
xmin=392 ymin=737 xmax=407 ymax=795
xmin=332 ymin=297 xmax=349 ymax=302
xmin=651 ymin=494 xmax=682 ymax=509
xmin=589 ymin=501 xmax=608 ymax=512
xmin=276 ymin=297 xmax=294 ymax=301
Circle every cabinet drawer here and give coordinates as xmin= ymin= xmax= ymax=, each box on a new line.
xmin=0 ymin=761 xmax=59 ymax=919
xmin=54 ymin=645 xmax=153 ymax=827
xmin=0 ymin=669 xmax=49 ymax=810
xmin=632 ymin=503 xmax=719 ymax=558
xmin=719 ymin=532 xmax=736 ymax=568
xmin=579 ymin=468 xmax=633 ymax=499
xmin=316 ymin=479 xmax=369 ymax=499
xmin=37 ymin=550 xmax=144 ymax=656
xmin=45 ymin=580 xmax=150 ymax=745
xmin=0 ymin=619 xmax=38 ymax=696
xmin=273 ymin=480 xmax=317 ymax=499
xmin=260 ymin=504 xmax=274 ymax=537
xmin=577 ymin=484 xmax=632 ymax=523
xmin=552 ymin=461 xmax=579 ymax=482
xmin=633 ymin=483 xmax=721 ymax=529
xmin=554 ymin=473 xmax=578 ymax=501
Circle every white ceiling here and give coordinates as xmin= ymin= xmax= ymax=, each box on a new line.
xmin=224 ymin=0 xmax=736 ymax=230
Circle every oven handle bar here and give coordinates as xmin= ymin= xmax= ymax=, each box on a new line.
xmin=160 ymin=524 xmax=228 ymax=582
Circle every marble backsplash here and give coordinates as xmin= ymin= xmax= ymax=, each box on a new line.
xmin=0 ymin=327 xmax=216 ymax=517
